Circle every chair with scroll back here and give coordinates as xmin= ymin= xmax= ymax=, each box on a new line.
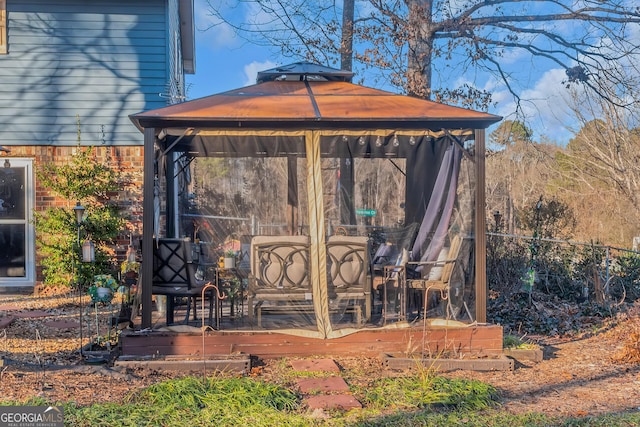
xmin=326 ymin=235 xmax=372 ymax=324
xmin=247 ymin=235 xmax=311 ymax=327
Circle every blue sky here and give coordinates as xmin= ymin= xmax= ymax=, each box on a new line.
xmin=186 ymin=1 xmax=276 ymax=98
xmin=185 ymin=0 xmax=584 ymax=146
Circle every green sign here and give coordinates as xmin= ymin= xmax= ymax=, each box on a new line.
xmin=356 ymin=208 xmax=376 ymax=217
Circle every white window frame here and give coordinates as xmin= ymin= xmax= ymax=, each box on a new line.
xmin=0 ymin=158 xmax=35 ymax=288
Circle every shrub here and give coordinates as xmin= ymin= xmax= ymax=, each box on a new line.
xmin=35 ymin=144 xmax=124 ymax=290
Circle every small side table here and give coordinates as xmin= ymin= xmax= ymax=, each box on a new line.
xmin=111 ymin=273 xmax=137 ymax=329
xmin=214 ymin=267 xmax=244 ymax=323
xmin=382 ymin=264 xmax=406 ymax=324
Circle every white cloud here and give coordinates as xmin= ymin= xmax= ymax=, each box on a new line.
xmin=629 ymin=21 xmax=640 ymax=43
xmin=490 ymin=68 xmax=579 ymax=144
xmin=193 ymin=0 xmax=243 ymax=50
xmin=495 ymin=48 xmax=529 ymax=66
xmin=243 ymin=60 xmax=277 ymax=86
xmin=244 ymin=2 xmax=281 ymax=28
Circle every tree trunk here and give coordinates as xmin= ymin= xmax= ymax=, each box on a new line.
xmin=340 ymin=0 xmax=354 ymax=71
xmin=406 ymin=0 xmax=433 ymax=99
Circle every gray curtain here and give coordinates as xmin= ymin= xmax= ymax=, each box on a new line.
xmin=411 ymin=142 xmax=462 ymax=268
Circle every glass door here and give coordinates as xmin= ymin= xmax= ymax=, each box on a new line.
xmin=0 ymin=158 xmax=34 ymax=286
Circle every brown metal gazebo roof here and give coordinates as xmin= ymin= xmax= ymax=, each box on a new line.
xmin=130 ymin=63 xmax=500 ymax=131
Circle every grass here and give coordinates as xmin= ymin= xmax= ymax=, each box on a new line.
xmin=355 ymin=376 xmax=498 ymax=411
xmin=2 ymin=374 xmax=640 ymax=426
xmin=503 ymin=334 xmax=539 ymax=350
xmin=63 ymin=376 xmax=303 ymax=427
xmin=353 ymin=411 xmax=640 ymax=426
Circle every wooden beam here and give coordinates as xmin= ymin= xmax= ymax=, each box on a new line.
xmin=474 ymin=129 xmax=487 ymax=323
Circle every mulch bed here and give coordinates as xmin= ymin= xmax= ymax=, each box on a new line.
xmin=1 ymin=291 xmax=640 ymax=417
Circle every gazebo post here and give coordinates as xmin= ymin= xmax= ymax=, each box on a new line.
xmin=339 ymin=158 xmax=355 ymax=225
xmin=286 ymin=156 xmax=298 ymax=235
xmin=166 ymin=152 xmax=176 ymax=237
xmin=141 ymin=127 xmax=156 ymax=329
xmin=474 ymin=128 xmax=487 ymax=323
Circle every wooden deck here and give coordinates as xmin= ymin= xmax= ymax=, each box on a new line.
xmin=119 ymin=323 xmax=503 ymax=359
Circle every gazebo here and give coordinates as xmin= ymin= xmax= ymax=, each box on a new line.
xmin=125 ymin=62 xmax=503 ymax=358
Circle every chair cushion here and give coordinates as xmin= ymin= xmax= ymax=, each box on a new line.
xmin=152 ymin=285 xmax=203 ymax=297
xmin=251 ymin=235 xmax=310 ymax=290
xmin=327 ymin=236 xmax=368 ymax=288
xmin=427 ymin=247 xmax=449 ymax=280
xmin=331 ymin=254 xmax=361 ymax=287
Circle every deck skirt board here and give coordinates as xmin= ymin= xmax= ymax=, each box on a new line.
xmin=119 ymin=324 xmax=503 ymax=359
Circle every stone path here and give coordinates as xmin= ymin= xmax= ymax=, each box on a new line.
xmin=290 ymin=358 xmax=363 ymax=411
xmin=0 ymin=306 xmax=80 ymax=329
xmin=0 ymin=315 xmax=14 ymax=328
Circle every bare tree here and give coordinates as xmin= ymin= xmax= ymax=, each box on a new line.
xmin=486 ymin=120 xmax=559 ymax=233
xmin=484 ymin=91 xmax=640 ymax=245
xmin=206 ymin=1 xmax=640 ymax=112
xmin=558 ymin=86 xmax=640 ymax=216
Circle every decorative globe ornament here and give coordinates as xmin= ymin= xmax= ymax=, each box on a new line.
xmin=88 ymin=274 xmax=118 ymax=304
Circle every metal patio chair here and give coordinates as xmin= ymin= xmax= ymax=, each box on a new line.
xmin=152 ymin=237 xmax=214 ymax=325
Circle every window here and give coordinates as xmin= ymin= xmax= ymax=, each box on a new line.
xmin=0 ymin=159 xmax=36 ymax=286
xmin=0 ymin=0 xmax=6 ymax=54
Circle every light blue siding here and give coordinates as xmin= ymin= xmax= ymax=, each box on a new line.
xmin=0 ymin=0 xmax=170 ymax=146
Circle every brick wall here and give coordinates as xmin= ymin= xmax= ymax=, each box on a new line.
xmin=6 ymin=145 xmax=145 ymax=287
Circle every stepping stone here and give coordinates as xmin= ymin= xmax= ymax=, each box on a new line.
xmin=44 ymin=320 xmax=80 ymax=329
xmin=297 ymin=376 xmax=350 ymax=394
xmin=0 ymin=305 xmax=20 ymax=311
xmin=305 ymin=394 xmax=362 ymax=411
xmin=13 ymin=310 xmax=50 ymax=318
xmin=290 ymin=358 xmax=340 ymax=373
xmin=0 ymin=316 xmax=15 ymax=328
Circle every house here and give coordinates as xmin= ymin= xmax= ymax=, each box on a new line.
xmin=0 ymin=0 xmax=194 ymax=290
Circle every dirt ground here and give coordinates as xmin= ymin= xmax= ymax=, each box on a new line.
xmin=1 ymin=291 xmax=639 ymax=417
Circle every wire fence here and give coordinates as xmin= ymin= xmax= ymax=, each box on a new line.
xmin=487 ymin=232 xmax=640 ymax=307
